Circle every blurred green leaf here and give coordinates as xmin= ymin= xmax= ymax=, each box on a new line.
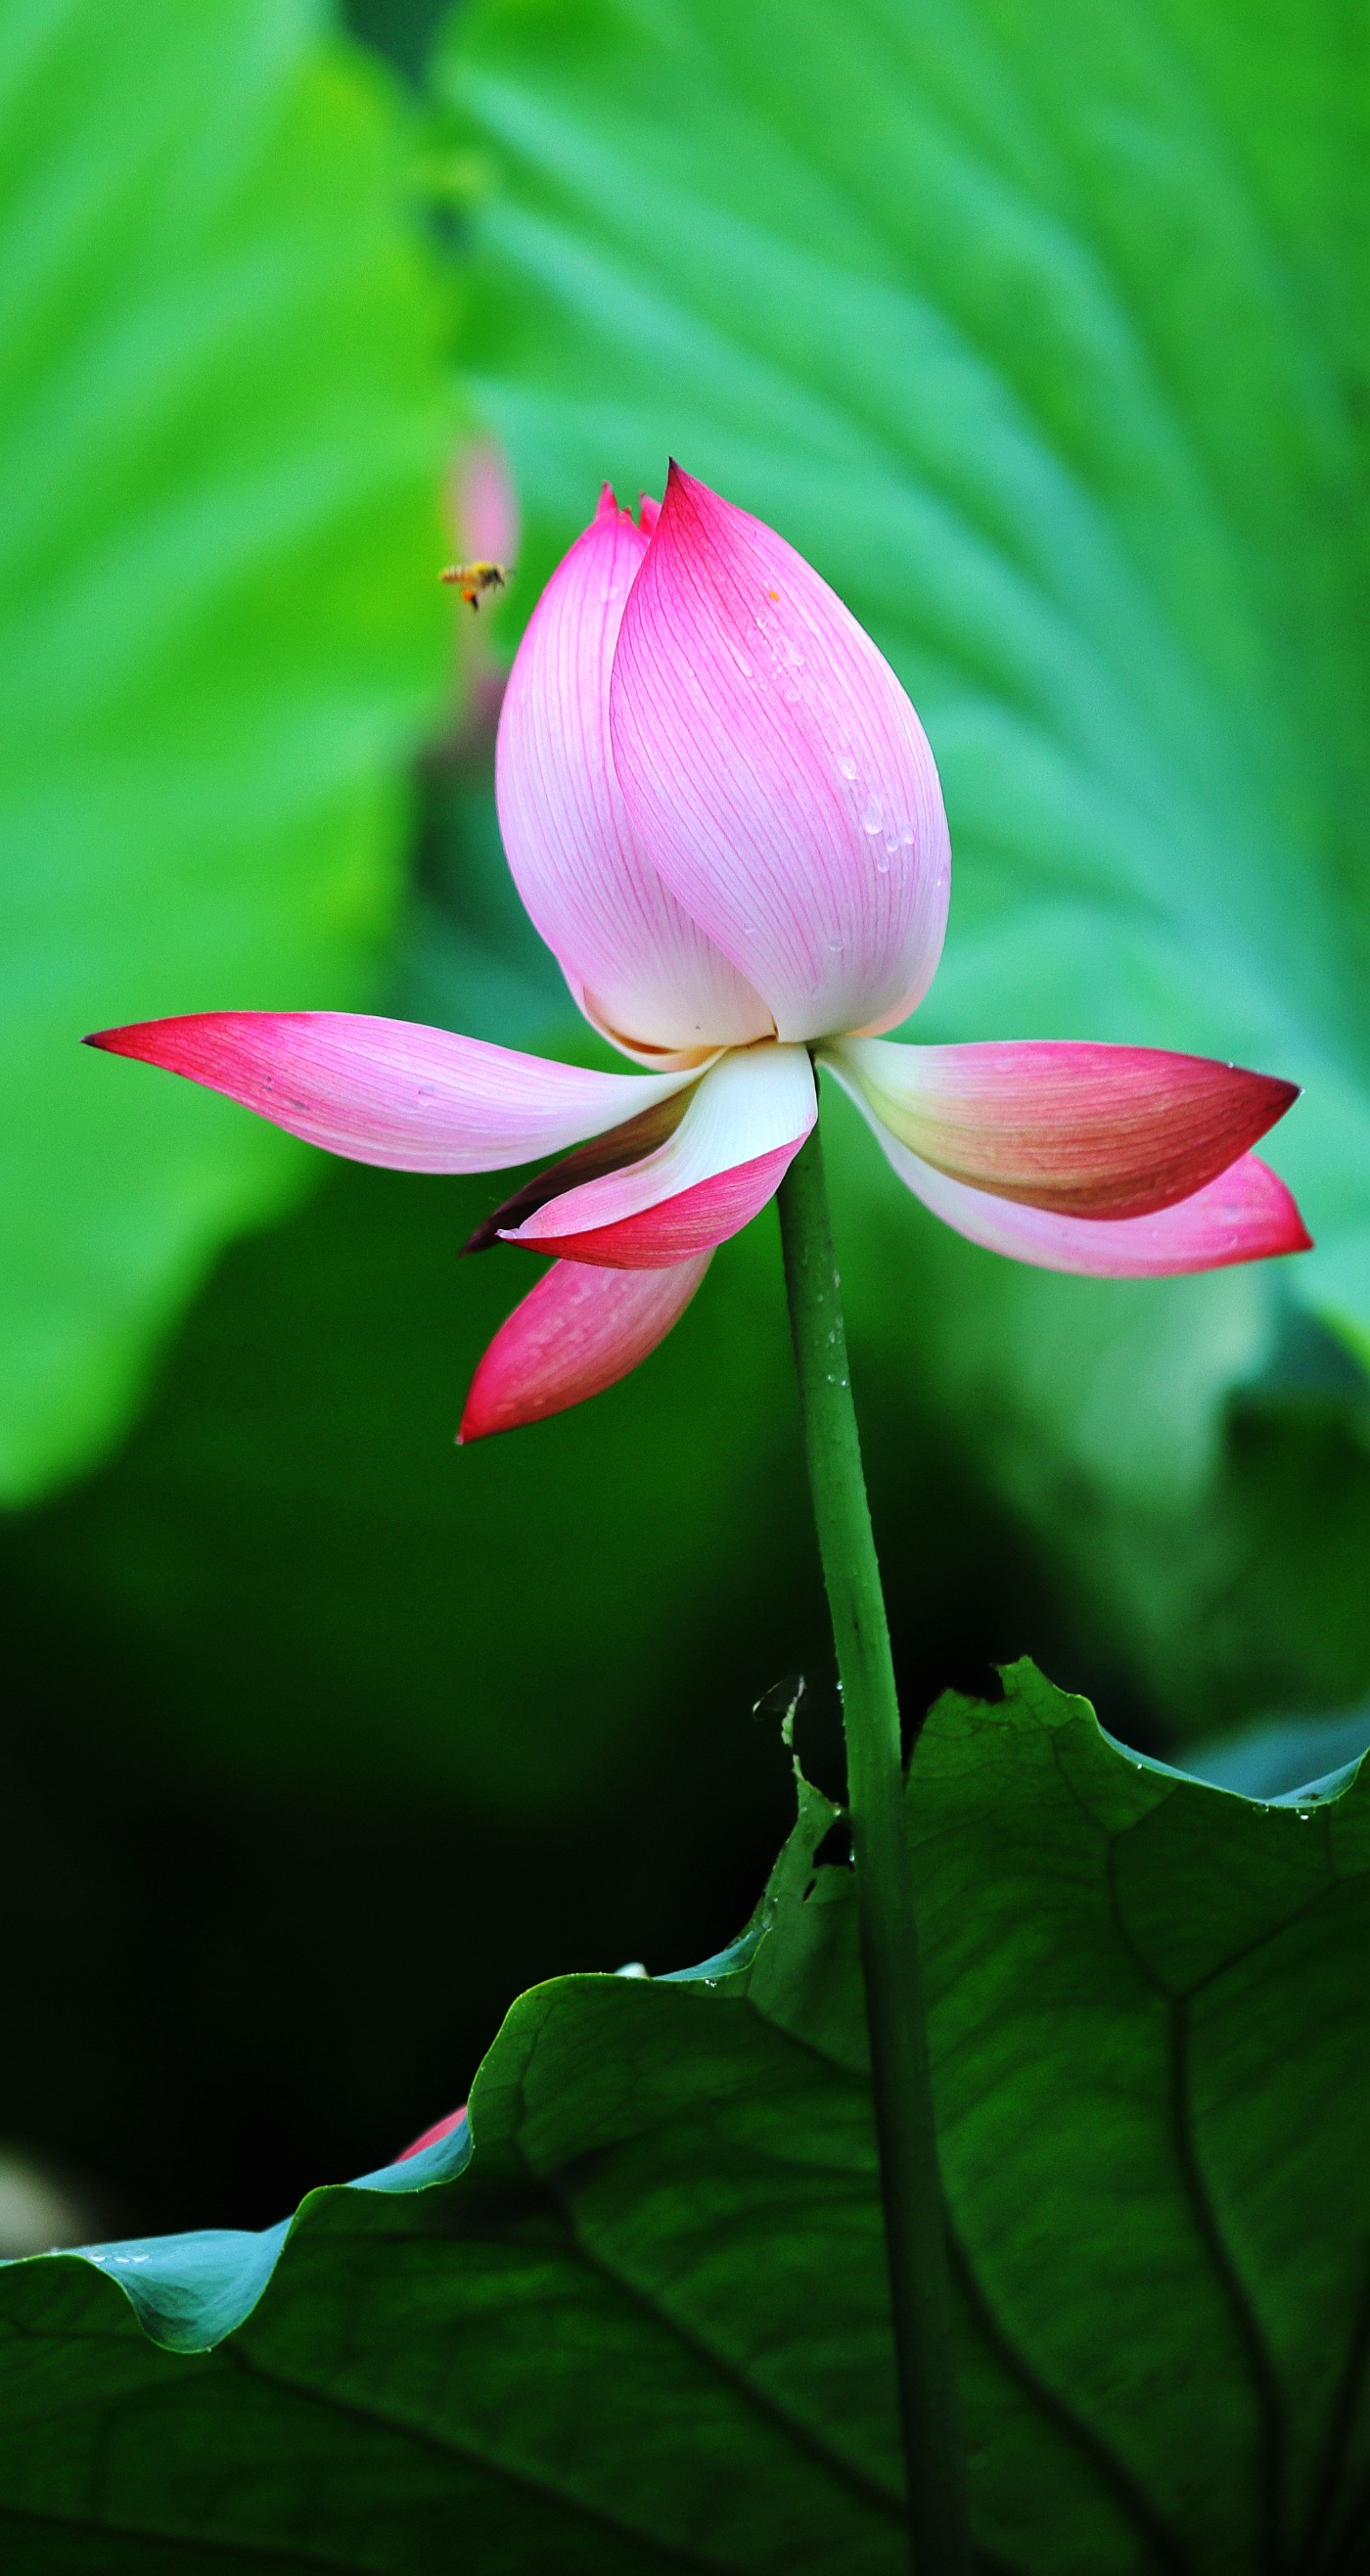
xmin=343 ymin=0 xmax=450 ymax=84
xmin=430 ymin=0 xmax=1370 ymax=1725
xmin=5 ymin=1147 xmax=812 ymax=1813
xmin=0 ymin=0 xmax=450 ymax=1504
xmin=5 ymin=1663 xmax=1369 ymax=2569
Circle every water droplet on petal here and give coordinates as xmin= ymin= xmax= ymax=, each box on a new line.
xmin=838 ymin=755 xmax=858 ymax=781
xmin=730 ymin=646 xmax=753 ymax=677
xmin=861 ymin=793 xmax=884 ymax=835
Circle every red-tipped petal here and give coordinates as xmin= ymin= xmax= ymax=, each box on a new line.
xmin=84 ymin=1012 xmax=699 ymax=1173
xmin=835 ymin=1035 xmax=1301 ymax=1219
xmin=531 ymin=1141 xmax=805 ymax=1267
xmin=858 ymin=1113 xmax=1310 ymax=1275
xmin=504 ymin=1042 xmax=815 ymax=1266
xmin=610 ymin=463 xmax=950 ymax=1043
xmin=459 ymin=1255 xmax=711 ymax=1441
xmin=496 ymin=485 xmax=770 ymax=1062
xmin=463 ymin=1087 xmax=694 ymax=1253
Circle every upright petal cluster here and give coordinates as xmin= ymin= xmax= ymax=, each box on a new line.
xmin=88 ymin=465 xmax=1309 ymax=1438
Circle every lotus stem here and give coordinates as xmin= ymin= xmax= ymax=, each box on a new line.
xmin=777 ymin=1114 xmax=971 ymax=2576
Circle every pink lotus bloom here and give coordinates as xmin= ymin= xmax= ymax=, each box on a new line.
xmin=88 ymin=468 xmax=1309 ymax=1440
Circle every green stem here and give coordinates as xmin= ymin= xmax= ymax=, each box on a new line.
xmin=777 ymin=1116 xmax=971 ymax=2576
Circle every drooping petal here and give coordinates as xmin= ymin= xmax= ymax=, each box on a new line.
xmin=462 ymin=1087 xmax=693 ymax=1252
xmin=896 ymin=1147 xmax=1311 ymax=1274
xmin=459 ymin=1254 xmax=711 ymax=1441
xmin=608 ymin=465 xmax=950 ymax=1045
xmin=836 ymin=1067 xmax=1311 ymax=1274
xmin=495 ymin=486 xmax=771 ymax=1062
xmin=85 ymin=1012 xmax=702 ymax=1173
xmin=503 ymin=1043 xmax=816 ymax=1267
xmin=832 ymin=1035 xmax=1300 ymax=1219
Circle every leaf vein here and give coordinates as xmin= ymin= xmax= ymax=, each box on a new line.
xmin=224 ymin=2342 xmax=748 ymax=2575
xmin=1166 ymin=1996 xmax=1285 ymax=2574
xmin=542 ymin=2170 xmax=906 ymax=2524
xmin=946 ymin=2226 xmax=1198 ymax=2576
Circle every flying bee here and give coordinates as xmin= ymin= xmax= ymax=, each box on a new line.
xmin=440 ymin=559 xmax=510 ymax=613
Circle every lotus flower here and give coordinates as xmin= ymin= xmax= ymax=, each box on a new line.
xmin=87 ymin=468 xmax=1309 ymax=1440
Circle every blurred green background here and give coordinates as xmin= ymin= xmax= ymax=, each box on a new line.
xmin=2 ymin=0 xmax=1367 ymax=2246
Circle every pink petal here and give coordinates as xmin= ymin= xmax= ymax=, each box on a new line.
xmin=495 ymin=486 xmax=771 ymax=1062
xmin=608 ymin=464 xmax=950 ymax=1045
xmin=459 ymin=1254 xmax=711 ymax=1441
xmin=504 ymin=1042 xmax=815 ymax=1266
xmin=398 ymin=2104 xmax=468 ymax=2162
xmin=85 ymin=1012 xmax=701 ymax=1173
xmin=463 ymin=1087 xmax=693 ymax=1253
xmin=838 ymin=1069 xmax=1311 ymax=1274
xmin=834 ymin=1036 xmax=1300 ymax=1218
xmin=524 ymin=1143 xmax=805 ymax=1268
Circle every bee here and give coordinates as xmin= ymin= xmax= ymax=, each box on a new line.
xmin=440 ymin=559 xmax=510 ymax=613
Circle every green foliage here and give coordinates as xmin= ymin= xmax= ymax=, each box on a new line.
xmin=3 ymin=1664 xmax=1368 ymax=2570
xmin=431 ymin=0 xmax=1370 ymax=1725
xmin=0 ymin=0 xmax=450 ymax=1506
xmin=5 ymin=1147 xmax=811 ymax=1813
xmin=343 ymin=0 xmax=449 ymax=83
